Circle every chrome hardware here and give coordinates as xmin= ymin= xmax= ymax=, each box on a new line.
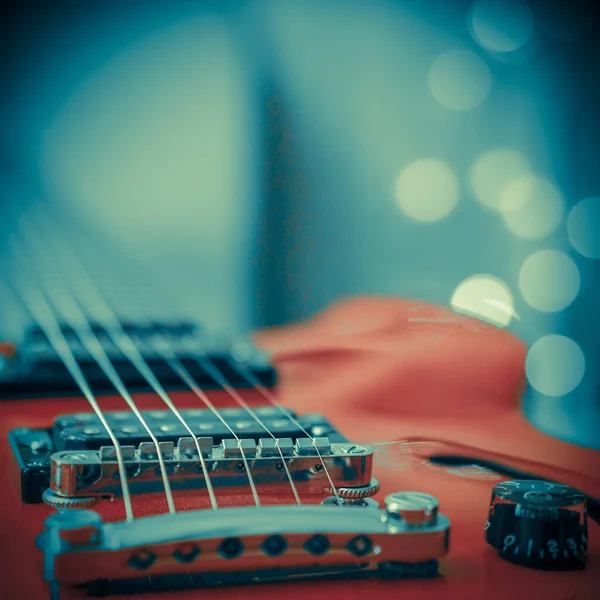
xmin=384 ymin=492 xmax=439 ymax=527
xmin=8 ymin=410 xmax=347 ymax=504
xmin=295 ymin=437 xmax=331 ymax=455
xmin=42 ymin=489 xmax=97 ymax=510
xmin=47 ymin=438 xmax=374 ymax=502
xmin=221 ymin=438 xmax=257 ymax=458
xmin=330 ymin=478 xmax=381 ymax=501
xmin=37 ymin=499 xmax=450 ymax=595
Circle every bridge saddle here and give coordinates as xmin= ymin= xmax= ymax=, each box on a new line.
xmin=45 ymin=436 xmax=374 ymax=504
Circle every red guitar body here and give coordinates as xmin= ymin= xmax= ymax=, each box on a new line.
xmin=1 ymin=297 xmax=599 ymax=600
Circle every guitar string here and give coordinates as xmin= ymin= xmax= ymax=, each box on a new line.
xmin=26 ymin=211 xmax=264 ymax=507
xmin=127 ymin=270 xmax=341 ymax=506
xmin=34 ymin=205 xmax=334 ymax=506
xmin=115 ymin=260 xmax=321 ymax=506
xmin=91 ymin=234 xmax=342 ymax=507
xmin=4 ymin=242 xmax=136 ymax=521
xmin=29 ymin=214 xmax=258 ymax=509
xmin=223 ymin=358 xmax=343 ymax=505
xmin=194 ymin=356 xmax=302 ymax=505
xmin=20 ymin=216 xmax=221 ymax=511
xmin=11 ymin=232 xmax=179 ymax=514
xmin=163 ymin=355 xmax=262 ymax=505
xmin=34 ymin=208 xmax=301 ymax=507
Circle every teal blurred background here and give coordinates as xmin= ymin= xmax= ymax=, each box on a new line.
xmin=1 ymin=0 xmax=599 ymax=447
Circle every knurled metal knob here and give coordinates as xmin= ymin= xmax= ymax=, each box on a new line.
xmin=385 ymin=491 xmax=439 ymax=526
xmin=42 ymin=488 xmax=98 ymax=510
xmin=336 ymin=478 xmax=381 ymax=500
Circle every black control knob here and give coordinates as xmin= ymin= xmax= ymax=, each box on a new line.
xmin=485 ymin=480 xmax=587 ymax=571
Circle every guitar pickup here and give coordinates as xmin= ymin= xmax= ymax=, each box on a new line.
xmin=9 ymin=410 xmax=345 ymax=503
xmin=37 ymin=497 xmax=450 ymax=596
xmin=0 ymin=320 xmax=275 ymax=398
xmin=50 ymin=407 xmax=342 ymax=451
xmin=46 ymin=436 xmax=373 ymax=501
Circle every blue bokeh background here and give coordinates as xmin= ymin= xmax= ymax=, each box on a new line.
xmin=1 ymin=0 xmax=599 ymax=447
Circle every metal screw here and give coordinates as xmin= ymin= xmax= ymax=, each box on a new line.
xmin=311 ymin=425 xmax=332 ymax=436
xmin=82 ymin=426 xmax=102 ymax=436
xmin=16 ymin=430 xmax=49 ymax=453
xmin=61 ymin=453 xmax=94 ymax=463
xmin=74 ymin=414 xmax=96 ymax=422
xmin=340 ymin=445 xmax=367 ymax=454
xmin=30 ymin=439 xmax=48 ymax=453
xmin=120 ymin=426 xmax=139 ymax=434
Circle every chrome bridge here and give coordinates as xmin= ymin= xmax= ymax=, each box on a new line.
xmin=9 ymin=408 xmax=345 ymax=503
xmin=44 ymin=437 xmax=374 ymax=505
xmin=37 ymin=492 xmax=450 ymax=598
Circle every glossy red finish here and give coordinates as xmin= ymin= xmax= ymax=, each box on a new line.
xmin=1 ymin=297 xmax=599 ymax=600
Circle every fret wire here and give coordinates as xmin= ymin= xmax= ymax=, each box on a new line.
xmin=4 ymin=243 xmax=136 ymax=521
xmin=20 ymin=218 xmax=220 ymax=512
xmin=26 ymin=212 xmax=222 ymax=510
xmin=224 ymin=358 xmax=343 ymax=506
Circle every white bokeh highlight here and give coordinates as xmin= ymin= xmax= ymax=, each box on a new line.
xmin=526 ymin=335 xmax=585 ymax=397
xmin=519 ymin=250 xmax=581 ymax=312
xmin=500 ymin=176 xmax=565 ymax=239
xmin=468 ymin=0 xmax=535 ymax=53
xmin=567 ymin=197 xmax=600 ymax=259
xmin=450 ymin=274 xmax=515 ymax=327
xmin=428 ymin=50 xmax=492 ymax=111
xmin=395 ymin=159 xmax=459 ymax=222
xmin=469 ymin=148 xmax=532 ymax=211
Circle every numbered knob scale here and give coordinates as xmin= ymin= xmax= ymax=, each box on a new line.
xmin=485 ymin=480 xmax=588 ymax=571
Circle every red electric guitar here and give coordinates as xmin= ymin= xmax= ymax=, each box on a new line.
xmin=1 ymin=249 xmax=599 ymax=599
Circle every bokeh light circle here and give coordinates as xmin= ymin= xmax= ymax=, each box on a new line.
xmin=468 ymin=0 xmax=535 ymax=53
xmin=519 ymin=250 xmax=580 ymax=312
xmin=395 ymin=159 xmax=459 ymax=222
xmin=428 ymin=50 xmax=492 ymax=111
xmin=469 ymin=148 xmax=532 ymax=211
xmin=526 ymin=335 xmax=585 ymax=396
xmin=567 ymin=197 xmax=600 ymax=259
xmin=450 ymin=274 xmax=515 ymax=327
xmin=500 ymin=175 xmax=565 ymax=239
